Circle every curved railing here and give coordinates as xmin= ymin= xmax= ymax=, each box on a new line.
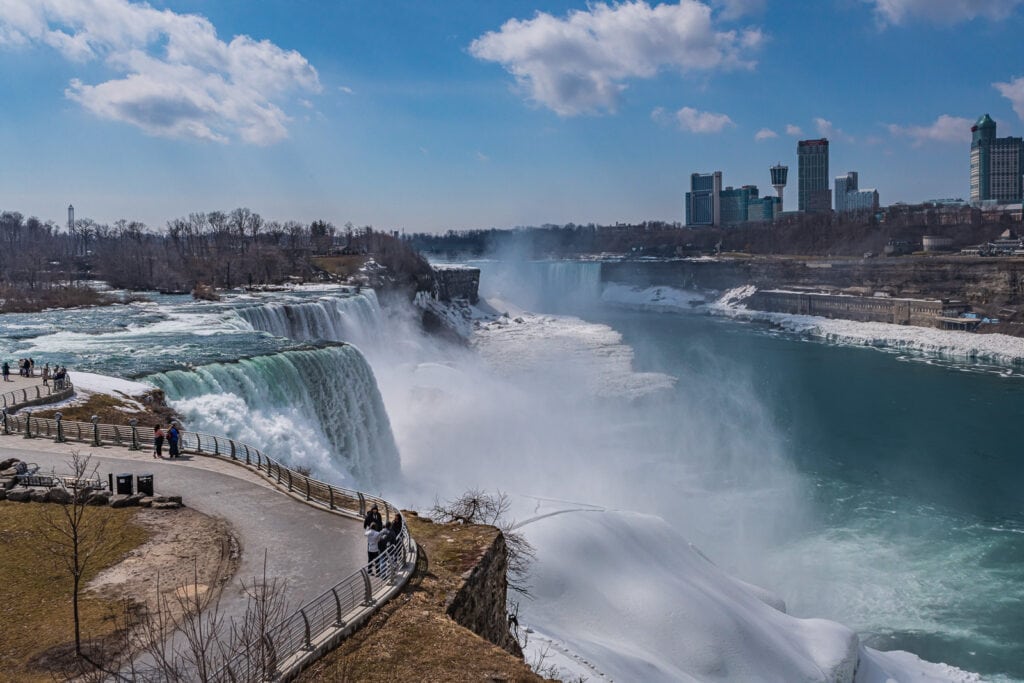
xmin=1 ymin=379 xmax=74 ymax=410
xmin=0 ymin=410 xmax=417 ymax=682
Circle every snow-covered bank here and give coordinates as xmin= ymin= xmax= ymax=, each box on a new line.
xmin=603 ymin=282 xmax=1024 ymax=367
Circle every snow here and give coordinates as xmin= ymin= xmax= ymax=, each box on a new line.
xmin=856 ymin=647 xmax=981 ymax=683
xmin=68 ymin=371 xmax=153 ymax=397
xmin=601 ymin=283 xmax=706 ymax=313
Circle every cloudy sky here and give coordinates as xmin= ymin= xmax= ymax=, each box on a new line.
xmin=1 ymin=0 xmax=1023 ymax=232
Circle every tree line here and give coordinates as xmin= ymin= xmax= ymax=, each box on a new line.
xmin=0 ymin=208 xmax=432 ymax=311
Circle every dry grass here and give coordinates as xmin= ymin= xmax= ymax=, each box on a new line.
xmin=299 ymin=513 xmax=549 ymax=683
xmin=311 ymin=255 xmax=367 ymax=279
xmin=0 ymin=501 xmax=150 ymax=682
xmin=32 ymin=389 xmax=179 ymax=427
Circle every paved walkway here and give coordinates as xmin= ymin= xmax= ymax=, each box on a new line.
xmin=0 ymin=434 xmax=367 ymax=623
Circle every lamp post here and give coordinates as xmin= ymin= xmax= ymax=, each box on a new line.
xmin=91 ymin=415 xmax=100 ymax=447
xmin=54 ymin=412 xmax=65 ymax=443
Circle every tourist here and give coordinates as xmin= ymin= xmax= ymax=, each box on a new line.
xmin=390 ymin=512 xmax=404 ymax=540
xmin=363 ymin=504 xmax=382 ymax=529
xmin=28 ymin=358 xmax=34 ymax=377
xmin=365 ymin=522 xmax=383 ymax=572
xmin=19 ymin=359 xmax=27 ymax=377
xmin=153 ymin=424 xmax=164 ymax=459
xmin=168 ymin=423 xmax=181 ymax=458
xmin=1 ymin=361 xmax=9 ymax=382
xmin=41 ymin=364 xmax=50 ymax=386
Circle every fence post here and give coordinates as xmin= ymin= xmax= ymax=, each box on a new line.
xmin=21 ymin=389 xmax=26 ymax=402
xmin=245 ymin=446 xmax=251 ymax=466
xmin=91 ymin=415 xmax=100 ymax=447
xmin=328 ymin=486 xmax=335 ymax=510
xmin=54 ymin=412 xmax=65 ymax=443
xmin=129 ymin=419 xmax=139 ymax=450
xmin=34 ymin=385 xmax=40 ymax=399
xmin=1 ymin=408 xmax=7 ymax=435
xmin=331 ymin=587 xmax=346 ymax=627
xmin=305 ymin=477 xmax=311 ymax=501
xmin=230 ymin=440 xmax=236 ymax=459
xmin=300 ymin=609 xmax=312 ymax=650
xmin=360 ymin=568 xmax=374 ymax=605
xmin=76 ymin=423 xmax=82 ymax=441
xmin=287 ymin=469 xmax=293 ymax=492
xmin=23 ymin=411 xmax=32 ymax=439
xmin=358 ymin=493 xmax=366 ymax=518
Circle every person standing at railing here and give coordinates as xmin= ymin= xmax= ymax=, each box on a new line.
xmin=153 ymin=424 xmax=165 ymax=459
xmin=389 ymin=512 xmax=404 ymax=539
xmin=365 ymin=522 xmax=383 ymax=574
xmin=363 ymin=504 xmax=382 ymax=529
xmin=41 ymin=363 xmax=50 ymax=387
xmin=168 ymin=423 xmax=181 ymax=458
xmin=2 ymin=361 xmax=9 ymax=382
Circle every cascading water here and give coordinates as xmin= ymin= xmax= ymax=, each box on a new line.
xmin=147 ymin=345 xmax=399 ymax=487
xmin=470 ymin=260 xmax=603 ymax=313
xmin=236 ymin=290 xmax=382 ymax=346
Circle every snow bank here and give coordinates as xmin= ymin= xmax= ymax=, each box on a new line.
xmin=856 ymin=647 xmax=981 ymax=683
xmin=708 ymin=288 xmax=1024 ymax=366
xmin=68 ymin=371 xmax=153 ymax=398
xmin=601 ymin=283 xmax=706 ymax=313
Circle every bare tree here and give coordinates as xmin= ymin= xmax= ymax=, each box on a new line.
xmin=35 ymin=451 xmax=120 ymax=660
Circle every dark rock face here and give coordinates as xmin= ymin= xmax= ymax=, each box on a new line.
xmin=445 ymin=531 xmax=522 ymax=657
xmin=433 ymin=266 xmax=480 ymax=304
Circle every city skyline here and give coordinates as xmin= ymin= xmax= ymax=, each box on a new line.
xmin=1 ymin=0 xmax=1024 ymax=232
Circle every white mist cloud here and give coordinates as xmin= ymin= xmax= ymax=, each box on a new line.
xmin=814 ymin=117 xmax=853 ymax=142
xmin=994 ymin=76 xmax=1024 ymax=121
xmin=0 ymin=0 xmax=321 ymax=144
xmin=469 ymin=1 xmax=762 ymax=116
xmin=866 ymin=0 xmax=1024 ymax=25
xmin=785 ymin=124 xmax=802 ymax=136
xmin=754 ymin=127 xmax=777 ymax=141
xmin=712 ymin=0 xmax=767 ymax=19
xmin=886 ymin=114 xmax=973 ymax=146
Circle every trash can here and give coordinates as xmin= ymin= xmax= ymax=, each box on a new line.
xmin=136 ymin=473 xmax=154 ymax=496
xmin=115 ymin=473 xmax=133 ymax=495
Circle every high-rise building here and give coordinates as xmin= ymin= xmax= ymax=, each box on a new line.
xmin=720 ymin=185 xmax=759 ymax=225
xmin=834 ymin=171 xmax=879 ymax=213
xmin=770 ymin=164 xmax=788 ymax=211
xmin=685 ymin=171 xmax=722 ymax=226
xmin=970 ymin=114 xmax=1023 ymax=204
xmin=798 ymin=138 xmax=831 ymax=212
xmin=67 ymin=204 xmax=74 ymax=231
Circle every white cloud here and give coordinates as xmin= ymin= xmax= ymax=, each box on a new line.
xmin=712 ymin=0 xmax=766 ymax=19
xmin=475 ymin=150 xmax=490 ymax=162
xmin=994 ymin=76 xmax=1024 ymax=121
xmin=0 ymin=0 xmax=321 ymax=144
xmin=469 ymin=1 xmax=762 ymax=116
xmin=654 ymin=106 xmax=734 ymax=133
xmin=785 ymin=124 xmax=802 ymax=136
xmin=754 ymin=127 xmax=777 ymax=141
xmin=814 ymin=117 xmax=853 ymax=142
xmin=339 ymin=85 xmax=355 ymax=94
xmin=867 ymin=0 xmax=1024 ymax=25
xmin=886 ymin=114 xmax=973 ymax=145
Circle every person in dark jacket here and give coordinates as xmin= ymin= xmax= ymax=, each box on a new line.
xmin=153 ymin=424 xmax=164 ymax=459
xmin=1 ymin=362 xmax=9 ymax=382
xmin=168 ymin=423 xmax=181 ymax=458
xmin=363 ymin=504 xmax=382 ymax=529
xmin=389 ymin=512 xmax=404 ymax=540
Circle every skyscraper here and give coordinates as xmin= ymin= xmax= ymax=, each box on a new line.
xmin=834 ymin=171 xmax=879 ymax=213
xmin=970 ymin=114 xmax=1023 ymax=204
xmin=685 ymin=171 xmax=722 ymax=226
xmin=797 ymin=138 xmax=831 ymax=213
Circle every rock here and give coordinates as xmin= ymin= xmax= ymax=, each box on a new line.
xmin=30 ymin=489 xmax=49 ymax=503
xmin=138 ymin=496 xmax=155 ymax=508
xmin=111 ymin=494 xmax=141 ymax=508
xmin=46 ymin=488 xmax=71 ymax=504
xmin=85 ymin=491 xmax=111 ymax=506
xmin=0 ymin=458 xmax=20 ymax=470
xmin=0 ymin=467 xmax=17 ymax=477
xmin=0 ymin=477 xmax=17 ymax=490
xmin=152 ymin=501 xmax=181 ymax=510
xmin=151 ymin=495 xmax=183 ymax=505
xmin=6 ymin=488 xmax=31 ymax=502
xmin=0 ymin=489 xmax=6 ymax=501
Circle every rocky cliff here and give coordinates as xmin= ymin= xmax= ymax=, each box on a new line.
xmin=446 ymin=529 xmax=522 ymax=656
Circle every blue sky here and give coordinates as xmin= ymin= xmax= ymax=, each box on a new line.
xmin=1 ymin=0 xmax=1023 ymax=233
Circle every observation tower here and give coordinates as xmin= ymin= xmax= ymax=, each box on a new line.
xmin=770 ymin=164 xmax=788 ymax=210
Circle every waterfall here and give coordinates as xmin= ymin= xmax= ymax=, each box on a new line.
xmin=147 ymin=345 xmax=399 ymax=487
xmin=473 ymin=260 xmax=604 ymax=312
xmin=236 ymin=291 xmax=382 ymax=346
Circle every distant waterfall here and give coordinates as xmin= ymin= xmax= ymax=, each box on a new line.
xmin=236 ymin=291 xmax=382 ymax=346
xmin=474 ymin=261 xmax=604 ymax=313
xmin=147 ymin=346 xmax=399 ymax=487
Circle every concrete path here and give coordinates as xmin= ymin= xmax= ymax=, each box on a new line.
xmin=0 ymin=433 xmax=367 ymax=623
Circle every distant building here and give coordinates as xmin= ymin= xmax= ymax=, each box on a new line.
xmin=719 ymin=185 xmax=759 ymax=225
xmin=798 ymin=138 xmax=831 ymax=212
xmin=67 ymin=204 xmax=74 ymax=231
xmin=770 ymin=163 xmax=788 ymax=211
xmin=970 ymin=113 xmax=1023 ymax=204
xmin=685 ymin=171 xmax=722 ymax=226
xmin=834 ymin=171 xmax=879 ymax=213
xmin=747 ymin=195 xmax=782 ymax=222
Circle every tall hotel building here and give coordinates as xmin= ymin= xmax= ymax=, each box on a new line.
xmin=798 ymin=138 xmax=832 ymax=213
xmin=970 ymin=114 xmax=1023 ymax=204
xmin=685 ymin=171 xmax=722 ymax=226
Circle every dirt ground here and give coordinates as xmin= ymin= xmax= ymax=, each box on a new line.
xmin=87 ymin=506 xmax=239 ymax=613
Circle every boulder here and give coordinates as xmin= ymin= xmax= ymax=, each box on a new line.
xmin=152 ymin=501 xmax=181 ymax=510
xmin=0 ymin=477 xmax=17 ymax=490
xmin=138 ymin=496 xmax=154 ymax=508
xmin=46 ymin=488 xmax=72 ymax=504
xmin=111 ymin=495 xmax=141 ymax=509
xmin=30 ymin=489 xmax=49 ymax=503
xmin=6 ymin=488 xmax=31 ymax=502
xmin=0 ymin=467 xmax=17 ymax=477
xmin=0 ymin=458 xmax=20 ymax=470
xmin=0 ymin=489 xmax=6 ymax=501
xmin=85 ymin=491 xmax=111 ymax=506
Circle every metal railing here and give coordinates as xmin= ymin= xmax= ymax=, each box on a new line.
xmin=0 ymin=405 xmax=417 ymax=682
xmin=0 ymin=379 xmax=74 ymax=409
